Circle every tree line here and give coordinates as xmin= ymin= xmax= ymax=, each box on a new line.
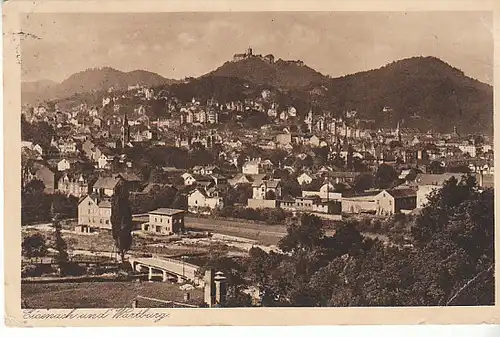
xmin=201 ymin=175 xmax=494 ymax=306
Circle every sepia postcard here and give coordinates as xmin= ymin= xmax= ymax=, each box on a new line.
xmin=3 ymin=0 xmax=500 ymax=327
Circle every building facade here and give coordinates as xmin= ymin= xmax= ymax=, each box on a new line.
xmin=77 ymin=195 xmax=112 ymax=229
xmin=142 ymin=208 xmax=185 ymax=235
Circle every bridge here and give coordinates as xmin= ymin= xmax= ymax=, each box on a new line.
xmin=129 ymin=256 xmax=201 ymax=285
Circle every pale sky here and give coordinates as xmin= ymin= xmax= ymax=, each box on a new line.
xmin=21 ymin=12 xmax=493 ymax=84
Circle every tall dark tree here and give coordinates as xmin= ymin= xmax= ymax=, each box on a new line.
xmin=353 ymin=173 xmax=374 ymax=193
xmin=279 ymin=214 xmax=325 ymax=253
xmin=110 ymin=184 xmax=133 ymax=262
xmin=52 ymin=214 xmax=69 ymax=276
xmin=375 ymin=164 xmax=398 ymax=189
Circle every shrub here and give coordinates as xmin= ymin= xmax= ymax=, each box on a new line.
xmin=21 ymin=264 xmax=56 ymax=278
xmin=64 ymin=262 xmax=88 ymax=276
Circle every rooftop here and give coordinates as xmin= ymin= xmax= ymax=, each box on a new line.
xmin=384 ymin=188 xmax=417 ymax=199
xmin=148 ymin=208 xmax=185 ymax=216
xmin=93 ymin=176 xmax=122 ymax=190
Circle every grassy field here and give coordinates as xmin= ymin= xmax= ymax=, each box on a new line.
xmin=22 ymin=281 xmax=203 ymax=308
xmin=184 ymin=216 xmax=388 ymax=245
xmin=185 ymin=216 xmax=287 ymax=246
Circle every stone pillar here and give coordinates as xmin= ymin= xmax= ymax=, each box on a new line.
xmin=132 ymin=299 xmax=138 ymax=308
xmin=177 ymin=275 xmax=184 ymax=283
xmin=204 ymin=269 xmax=214 ymax=307
xmin=162 ymin=271 xmax=168 ymax=282
xmin=148 ymin=267 xmax=153 ymax=281
xmin=214 ymin=271 xmax=227 ymax=306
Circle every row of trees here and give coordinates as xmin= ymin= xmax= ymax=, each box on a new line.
xmin=21 ymin=114 xmax=55 ymax=150
xmin=203 ymin=175 xmax=494 ymax=306
xmin=22 ymin=184 xmax=134 ymax=275
xmin=214 ymin=206 xmax=292 ymax=226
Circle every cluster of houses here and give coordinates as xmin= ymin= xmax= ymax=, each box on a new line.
xmin=76 ymin=173 xmax=185 ymax=236
xmin=21 ymin=86 xmax=495 ymax=237
xmin=70 ymin=153 xmax=494 ymax=237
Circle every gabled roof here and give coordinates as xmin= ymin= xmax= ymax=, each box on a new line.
xmin=211 ymin=174 xmax=227 ymax=179
xmin=382 ymin=189 xmax=417 ymax=199
xmin=188 ymin=188 xmax=208 ymax=198
xmin=93 ymin=176 xmax=122 ymax=190
xmin=327 ymin=171 xmax=360 ymax=178
xmin=114 ymin=172 xmax=141 ymax=182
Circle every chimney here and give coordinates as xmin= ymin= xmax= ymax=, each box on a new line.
xmin=204 ymin=269 xmax=215 ymax=307
xmin=214 ymin=271 xmax=228 ymax=306
xmin=479 ymin=169 xmax=484 ymax=188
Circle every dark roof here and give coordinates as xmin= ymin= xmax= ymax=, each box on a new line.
xmin=98 ymin=200 xmax=112 ymax=208
xmin=384 ymin=189 xmax=417 ymax=199
xmin=93 ymin=176 xmax=122 ymax=189
xmin=148 ymin=208 xmax=184 ymax=216
xmin=114 ymin=172 xmax=141 ymax=182
xmin=327 ymin=171 xmax=360 ymax=178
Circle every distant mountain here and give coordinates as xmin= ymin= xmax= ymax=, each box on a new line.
xmin=22 ymin=67 xmax=178 ymax=104
xmin=22 ymin=55 xmax=493 ymax=135
xmin=21 ymin=80 xmax=59 ymax=104
xmin=318 ymin=56 xmax=493 ymax=135
xmin=205 ymin=57 xmax=328 ymax=90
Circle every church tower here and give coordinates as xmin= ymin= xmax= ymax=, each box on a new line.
xmin=121 ymin=113 xmax=130 ymax=149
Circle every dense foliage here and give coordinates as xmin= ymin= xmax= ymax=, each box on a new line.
xmin=110 ymin=184 xmax=133 ymax=262
xmin=21 ymin=115 xmax=55 ymax=150
xmin=21 ymin=187 xmax=78 ymax=224
xmin=214 ymin=206 xmax=291 ymax=226
xmin=204 ymin=176 xmax=493 ymax=306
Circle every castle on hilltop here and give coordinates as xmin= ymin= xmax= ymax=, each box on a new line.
xmin=232 ymin=47 xmax=305 ymax=66
xmin=233 ymin=47 xmax=275 ymax=64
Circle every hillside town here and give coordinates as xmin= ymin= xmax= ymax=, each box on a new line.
xmin=21 ymin=75 xmax=494 ymax=218
xmin=21 ymin=47 xmax=494 ymax=309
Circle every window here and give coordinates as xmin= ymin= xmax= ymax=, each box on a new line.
xmin=105 ymin=220 xmax=109 ymax=225
xmin=100 ymin=219 xmax=103 ymax=224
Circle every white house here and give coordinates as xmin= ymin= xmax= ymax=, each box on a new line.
xmin=33 ymin=144 xmax=44 ymax=155
xmin=181 ymin=172 xmax=197 ymax=186
xmin=187 ymin=188 xmax=224 ymax=213
xmin=297 ymin=172 xmax=313 ymax=185
xmin=301 ymin=182 xmax=342 ymax=200
xmin=21 ymin=141 xmax=33 ymax=149
xmin=308 ymin=135 xmax=321 ymax=147
xmin=252 ymin=179 xmax=282 ymax=200
xmin=243 ymin=159 xmax=261 ymax=175
xmin=458 ymin=144 xmax=477 ymax=157
xmin=97 ymin=153 xmax=113 ymax=169
xmin=57 ymin=159 xmax=71 ymax=171
xmin=77 ymin=195 xmax=112 ymax=229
